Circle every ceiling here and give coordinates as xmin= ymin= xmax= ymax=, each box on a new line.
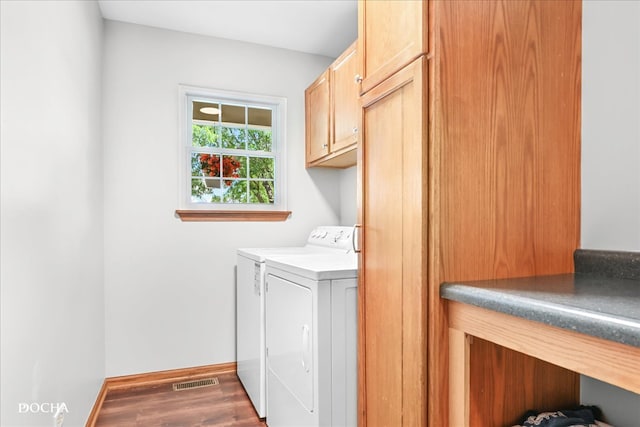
xmin=97 ymin=0 xmax=358 ymax=59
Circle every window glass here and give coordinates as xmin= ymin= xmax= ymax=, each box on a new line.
xmin=180 ymin=87 xmax=285 ymax=211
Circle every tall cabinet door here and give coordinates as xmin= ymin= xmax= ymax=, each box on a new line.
xmin=357 ymin=0 xmax=427 ymax=94
xmin=358 ymin=57 xmax=428 ymax=427
xmin=305 ymin=70 xmax=330 ymax=166
xmin=331 ymin=42 xmax=359 ymax=153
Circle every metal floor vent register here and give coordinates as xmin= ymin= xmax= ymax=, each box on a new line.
xmin=172 ymin=377 xmax=219 ymax=391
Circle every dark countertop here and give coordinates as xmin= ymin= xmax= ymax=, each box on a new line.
xmin=441 ymin=273 xmax=640 ymax=348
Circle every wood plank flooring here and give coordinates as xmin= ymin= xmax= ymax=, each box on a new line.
xmin=95 ymin=372 xmax=267 ymax=427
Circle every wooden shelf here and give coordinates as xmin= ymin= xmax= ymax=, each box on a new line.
xmin=448 ymin=300 xmax=640 ymax=426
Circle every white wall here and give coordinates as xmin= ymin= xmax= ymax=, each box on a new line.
xmin=102 ymin=21 xmax=342 ymax=376
xmin=0 ymin=1 xmax=105 ymax=426
xmin=582 ymin=0 xmax=640 ymax=251
xmin=340 ymin=166 xmax=358 ymax=225
xmin=581 ymin=1 xmax=640 ymax=425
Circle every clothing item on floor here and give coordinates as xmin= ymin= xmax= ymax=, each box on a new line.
xmin=512 ymin=406 xmax=612 ymax=427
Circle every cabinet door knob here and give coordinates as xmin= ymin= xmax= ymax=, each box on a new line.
xmin=353 ymin=127 xmax=359 ymax=134
xmin=354 ymin=74 xmax=363 ymax=84
xmin=322 ymin=143 xmax=328 ymax=149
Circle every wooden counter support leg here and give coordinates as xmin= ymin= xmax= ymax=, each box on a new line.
xmin=449 ymin=328 xmax=470 ymax=427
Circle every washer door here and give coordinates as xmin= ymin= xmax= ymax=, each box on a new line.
xmin=266 ymin=273 xmax=314 ymax=411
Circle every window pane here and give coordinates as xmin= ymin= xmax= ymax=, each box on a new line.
xmin=182 ymin=89 xmax=284 ymax=210
xmin=191 ymin=153 xmax=203 ymax=176
xmin=193 ymin=101 xmax=220 ymax=122
xmin=203 ymin=177 xmax=221 ymax=189
xmin=221 ymin=127 xmax=246 ymax=150
xmin=191 ymin=178 xmax=222 ymax=203
xmin=249 ymin=181 xmax=275 ymax=204
xmin=221 ymin=104 xmax=245 ymax=126
xmin=222 ymin=155 xmax=246 ymax=179
xmin=222 ymin=179 xmax=247 ymax=203
xmin=249 ymin=157 xmax=274 ymax=179
xmin=192 ymin=124 xmax=220 ymax=147
xmin=248 ymin=106 xmax=272 ymax=128
xmin=196 ymin=153 xmax=221 ymax=178
xmin=247 ymin=129 xmax=272 ymax=152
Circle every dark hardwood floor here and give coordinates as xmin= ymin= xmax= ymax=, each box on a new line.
xmin=95 ymin=372 xmax=267 ymax=427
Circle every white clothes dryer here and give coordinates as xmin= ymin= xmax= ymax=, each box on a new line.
xmin=236 ymin=226 xmax=355 ymax=418
xmin=265 ymin=253 xmax=358 ymax=427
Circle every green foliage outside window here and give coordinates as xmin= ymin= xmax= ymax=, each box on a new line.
xmin=191 ymin=124 xmax=275 ymax=204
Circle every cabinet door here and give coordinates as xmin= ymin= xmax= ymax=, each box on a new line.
xmin=305 ymin=70 xmax=330 ymax=166
xmin=357 ymin=0 xmax=427 ymax=94
xmin=358 ymin=57 xmax=427 ymax=427
xmin=332 ymin=41 xmax=359 ymax=153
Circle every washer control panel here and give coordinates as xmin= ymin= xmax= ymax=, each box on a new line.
xmin=307 ymin=226 xmax=355 ymax=252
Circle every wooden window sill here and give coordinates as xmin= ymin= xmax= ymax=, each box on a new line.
xmin=175 ymin=210 xmax=291 ymax=222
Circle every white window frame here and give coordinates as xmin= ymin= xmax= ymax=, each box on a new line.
xmin=178 ymin=85 xmax=287 ymax=212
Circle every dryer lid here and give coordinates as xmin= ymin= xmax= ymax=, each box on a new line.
xmin=265 ymin=253 xmax=358 ymax=281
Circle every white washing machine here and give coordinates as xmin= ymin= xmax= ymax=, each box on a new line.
xmin=265 ymin=253 xmax=358 ymax=427
xmin=236 ymin=226 xmax=355 ymax=418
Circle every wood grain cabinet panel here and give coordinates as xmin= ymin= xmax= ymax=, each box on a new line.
xmin=357 ymin=1 xmax=582 ymax=426
xmin=433 ymin=1 xmax=582 ymax=423
xmin=359 ymin=57 xmax=428 ymax=427
xmin=305 ymin=70 xmax=330 ymax=165
xmin=332 ymin=42 xmax=360 ymax=154
xmin=357 ymin=0 xmax=427 ymax=94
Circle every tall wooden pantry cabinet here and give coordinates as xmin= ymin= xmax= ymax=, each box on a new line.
xmin=356 ymin=1 xmax=582 ymax=426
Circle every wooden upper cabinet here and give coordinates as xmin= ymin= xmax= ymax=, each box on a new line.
xmin=305 ymin=70 xmax=330 ymax=165
xmin=357 ymin=0 xmax=428 ymax=94
xmin=331 ymin=41 xmax=359 ymax=154
xmin=305 ymin=42 xmax=358 ymax=168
